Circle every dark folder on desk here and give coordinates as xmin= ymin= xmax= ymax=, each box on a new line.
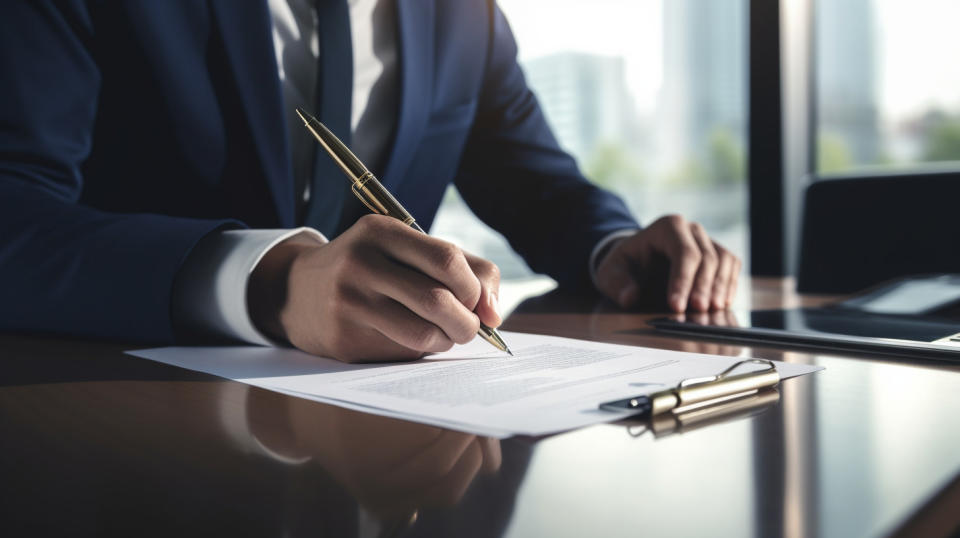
xmin=649 ymin=274 xmax=960 ymax=362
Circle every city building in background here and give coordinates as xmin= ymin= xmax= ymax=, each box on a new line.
xmin=522 ymin=52 xmax=640 ymax=164
xmin=658 ymin=0 xmax=746 ymax=186
xmin=816 ymin=0 xmax=882 ymax=171
xmin=816 ymin=0 xmax=960 ymax=174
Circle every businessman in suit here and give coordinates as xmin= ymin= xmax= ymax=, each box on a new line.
xmin=0 ymin=0 xmax=740 ymax=362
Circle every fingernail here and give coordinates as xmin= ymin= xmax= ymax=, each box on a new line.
xmin=487 ymin=293 xmax=502 ymax=325
xmin=618 ymin=283 xmax=637 ymax=307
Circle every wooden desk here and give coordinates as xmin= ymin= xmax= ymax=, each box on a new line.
xmin=2 ymin=278 xmax=959 ymax=537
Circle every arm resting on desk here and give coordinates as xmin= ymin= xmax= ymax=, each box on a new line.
xmin=454 ymin=4 xmax=640 ymax=290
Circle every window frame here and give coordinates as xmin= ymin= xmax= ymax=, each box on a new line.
xmin=749 ymin=0 xmax=960 ymax=277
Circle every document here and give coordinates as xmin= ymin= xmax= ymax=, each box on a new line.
xmin=129 ymin=332 xmax=821 ymax=437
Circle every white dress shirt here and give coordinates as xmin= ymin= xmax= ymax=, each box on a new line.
xmin=173 ymin=0 xmax=634 ymax=345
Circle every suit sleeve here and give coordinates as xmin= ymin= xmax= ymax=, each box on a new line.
xmin=0 ymin=2 xmax=240 ymax=343
xmin=454 ymin=3 xmax=640 ymax=289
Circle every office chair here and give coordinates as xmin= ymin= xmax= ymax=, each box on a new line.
xmin=796 ymin=172 xmax=960 ymax=294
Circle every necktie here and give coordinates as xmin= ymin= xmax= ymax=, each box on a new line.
xmin=303 ymin=0 xmax=353 ymax=236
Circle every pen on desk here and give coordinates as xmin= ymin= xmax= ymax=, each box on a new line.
xmin=295 ymin=108 xmax=513 ymax=356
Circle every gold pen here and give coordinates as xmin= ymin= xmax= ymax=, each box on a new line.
xmin=295 ymin=108 xmax=513 ymax=356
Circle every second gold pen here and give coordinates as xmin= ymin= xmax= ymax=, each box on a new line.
xmin=295 ymin=108 xmax=513 ymax=356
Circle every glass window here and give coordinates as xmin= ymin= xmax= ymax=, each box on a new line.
xmin=815 ymin=0 xmax=960 ymax=175
xmin=431 ymin=0 xmax=749 ymax=310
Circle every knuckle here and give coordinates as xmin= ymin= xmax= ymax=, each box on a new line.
xmin=337 ymin=256 xmax=360 ymax=279
xmin=453 ymin=317 xmax=481 ymax=345
xmin=463 ymin=280 xmax=482 ymax=311
xmin=354 ymin=214 xmax=376 ymax=233
xmin=419 ymin=287 xmax=452 ymax=315
xmin=701 ymin=249 xmax=718 ymax=269
xmin=679 ymin=245 xmax=702 ymax=266
xmin=356 ymin=213 xmax=385 ymax=231
xmin=478 ymin=259 xmax=500 ymax=284
xmin=410 ymin=324 xmax=443 ymax=351
xmin=663 ymin=214 xmax=686 ymax=229
xmin=434 ymin=244 xmax=463 ymax=273
xmin=690 ymin=221 xmax=706 ymax=235
xmin=717 ymin=255 xmax=735 ymax=277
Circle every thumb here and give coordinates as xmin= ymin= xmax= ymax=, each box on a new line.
xmin=595 ymin=239 xmax=642 ymax=308
xmin=464 ymin=252 xmax=502 ymax=328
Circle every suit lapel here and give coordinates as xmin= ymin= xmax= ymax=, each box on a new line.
xmin=210 ymin=0 xmax=294 ymax=226
xmin=380 ymin=0 xmax=435 ymax=190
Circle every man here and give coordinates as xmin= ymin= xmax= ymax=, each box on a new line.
xmin=0 ymin=1 xmax=739 ymax=362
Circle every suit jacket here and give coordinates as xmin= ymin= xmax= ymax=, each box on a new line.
xmin=0 ymin=0 xmax=637 ymax=343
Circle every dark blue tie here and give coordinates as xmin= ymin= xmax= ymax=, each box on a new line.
xmin=304 ymin=0 xmax=353 ymax=236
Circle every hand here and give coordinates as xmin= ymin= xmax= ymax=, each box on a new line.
xmin=288 ymin=401 xmax=502 ymax=519
xmin=248 ymin=215 xmax=501 ymax=362
xmin=672 ymin=310 xmax=743 ymax=357
xmin=594 ymin=215 xmax=741 ymax=312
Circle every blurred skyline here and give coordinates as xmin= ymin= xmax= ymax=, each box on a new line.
xmin=498 ymin=0 xmax=960 ymax=124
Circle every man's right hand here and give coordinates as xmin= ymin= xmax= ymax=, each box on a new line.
xmin=248 ymin=215 xmax=502 ymax=362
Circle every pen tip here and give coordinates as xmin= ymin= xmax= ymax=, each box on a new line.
xmin=295 ymin=108 xmax=310 ymax=124
xmin=506 ymin=347 xmax=514 ymax=357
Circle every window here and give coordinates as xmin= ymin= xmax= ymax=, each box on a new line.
xmin=431 ymin=0 xmax=749 ymax=310
xmin=815 ymin=0 xmax=960 ymax=175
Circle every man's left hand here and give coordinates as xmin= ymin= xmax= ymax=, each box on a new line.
xmin=594 ymin=215 xmax=741 ymax=312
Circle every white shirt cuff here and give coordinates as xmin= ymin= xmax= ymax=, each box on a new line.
xmin=174 ymin=228 xmax=327 ymax=346
xmin=589 ymin=228 xmax=640 ymax=289
xmin=216 ymin=383 xmax=312 ymax=465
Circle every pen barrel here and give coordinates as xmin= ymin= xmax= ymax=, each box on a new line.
xmin=650 ymin=369 xmax=780 ymax=415
xmin=351 ymin=172 xmax=418 ymax=228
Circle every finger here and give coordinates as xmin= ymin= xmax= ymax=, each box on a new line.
xmin=711 ymin=243 xmax=737 ymax=310
xmin=478 ymin=438 xmax=502 ymax=473
xmin=710 ymin=309 xmax=729 ymax=326
xmin=368 ymin=261 xmax=481 ymax=345
xmin=726 ymin=257 xmax=742 ymax=307
xmin=689 ymin=311 xmax=710 ymax=325
xmin=383 ymin=430 xmax=476 ymax=487
xmin=686 ymin=222 xmax=718 ymax=312
xmin=724 ymin=309 xmax=741 ymax=328
xmin=356 ymin=216 xmax=482 ymax=311
xmin=650 ymin=218 xmax=701 ymax=312
xmin=363 ymin=294 xmax=456 ymax=353
xmin=420 ymin=441 xmax=484 ymax=506
xmin=464 ymin=252 xmax=502 ymax=328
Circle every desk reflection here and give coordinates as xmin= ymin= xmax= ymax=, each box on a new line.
xmin=0 ymin=369 xmax=527 ymax=537
xmin=4 ymin=277 xmax=960 ymax=538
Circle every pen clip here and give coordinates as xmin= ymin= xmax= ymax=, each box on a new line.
xmin=669 ymin=358 xmax=779 ymax=413
xmin=678 ymin=358 xmax=775 ymax=390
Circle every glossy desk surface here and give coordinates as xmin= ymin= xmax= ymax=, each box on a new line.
xmin=2 ymin=278 xmax=959 ymax=537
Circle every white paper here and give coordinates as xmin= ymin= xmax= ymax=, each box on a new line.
xmin=129 ymin=331 xmax=821 ymax=437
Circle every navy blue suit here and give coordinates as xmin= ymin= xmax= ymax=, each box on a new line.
xmin=0 ymin=1 xmax=637 ymax=343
